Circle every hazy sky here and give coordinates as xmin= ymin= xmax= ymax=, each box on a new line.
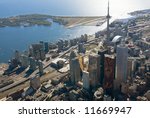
xmin=0 ymin=0 xmax=149 ymax=16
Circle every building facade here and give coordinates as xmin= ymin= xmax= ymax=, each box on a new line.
xmin=115 ymin=45 xmax=128 ymax=90
xmin=88 ymin=54 xmax=100 ymax=88
xmin=98 ymin=49 xmax=108 ymax=85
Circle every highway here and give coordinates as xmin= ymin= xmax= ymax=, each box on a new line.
xmin=0 ymin=36 xmax=95 ymax=94
xmin=0 ymin=70 xmax=68 ymax=99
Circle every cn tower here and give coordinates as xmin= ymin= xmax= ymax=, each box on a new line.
xmin=106 ymin=0 xmax=111 ymax=41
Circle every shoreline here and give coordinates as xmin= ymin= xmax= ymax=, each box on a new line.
xmin=0 ymin=9 xmax=150 ymax=64
xmin=0 ymin=16 xmax=137 ymax=64
xmin=0 ymin=14 xmax=106 ymax=28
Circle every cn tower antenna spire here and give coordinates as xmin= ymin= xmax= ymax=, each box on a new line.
xmin=106 ymin=0 xmax=111 ymax=41
xmin=108 ymin=0 xmax=110 ymax=16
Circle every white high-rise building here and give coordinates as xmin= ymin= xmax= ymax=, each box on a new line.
xmin=70 ymin=57 xmax=81 ymax=84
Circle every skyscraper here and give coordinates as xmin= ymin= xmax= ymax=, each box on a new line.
xmin=98 ymin=49 xmax=108 ymax=85
xmin=20 ymin=55 xmax=29 ymax=68
xmin=88 ymin=54 xmax=100 ymax=88
xmin=78 ymin=54 xmax=84 ymax=71
xmin=115 ymin=45 xmax=128 ymax=90
xmin=14 ymin=50 xmax=20 ymax=62
xmin=82 ymin=71 xmax=90 ymax=90
xmin=44 ymin=42 xmax=49 ymax=53
xmin=58 ymin=40 xmax=64 ymax=52
xmin=31 ymin=44 xmax=45 ymax=61
xmin=38 ymin=60 xmax=44 ymax=76
xmin=70 ymin=51 xmax=77 ymax=83
xmin=69 ymin=51 xmax=81 ymax=85
xmin=78 ymin=43 xmax=85 ymax=54
xmin=29 ymin=57 xmax=37 ymax=71
xmin=104 ymin=54 xmax=116 ymax=89
xmin=127 ymin=57 xmax=136 ymax=81
xmin=104 ymin=54 xmax=116 ymax=96
xmin=70 ymin=57 xmax=81 ymax=85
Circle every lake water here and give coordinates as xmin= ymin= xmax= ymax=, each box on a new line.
xmin=0 ymin=0 xmax=150 ymax=62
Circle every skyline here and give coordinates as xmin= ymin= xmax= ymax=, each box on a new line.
xmin=0 ymin=0 xmax=150 ymax=101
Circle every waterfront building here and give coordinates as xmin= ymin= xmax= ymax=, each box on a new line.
xmin=39 ymin=41 xmax=44 ymax=45
xmin=23 ymin=50 xmax=29 ymax=57
xmin=64 ymin=40 xmax=69 ymax=47
xmin=20 ymin=55 xmax=29 ymax=68
xmin=39 ymin=41 xmax=49 ymax=53
xmin=88 ymin=54 xmax=100 ymax=88
xmin=31 ymin=43 xmax=45 ymax=60
xmin=29 ymin=46 xmax=34 ymax=57
xmin=78 ymin=43 xmax=85 ymax=54
xmin=98 ymin=49 xmax=108 ymax=85
xmin=70 ymin=39 xmax=77 ymax=47
xmin=29 ymin=57 xmax=37 ymax=71
xmin=84 ymin=34 xmax=88 ymax=42
xmin=44 ymin=42 xmax=49 ymax=53
xmin=38 ymin=60 xmax=44 ymax=76
xmin=115 ymin=44 xmax=128 ymax=90
xmin=39 ymin=49 xmax=46 ymax=61
xmin=80 ymin=34 xmax=88 ymax=43
xmin=10 ymin=58 xmax=19 ymax=68
xmin=14 ymin=50 xmax=20 ymax=62
xmin=57 ymin=40 xmax=64 ymax=52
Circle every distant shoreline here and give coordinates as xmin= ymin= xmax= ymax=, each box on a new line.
xmin=129 ymin=9 xmax=150 ymax=16
xmin=0 ymin=8 xmax=150 ymax=63
xmin=0 ymin=14 xmax=106 ymax=28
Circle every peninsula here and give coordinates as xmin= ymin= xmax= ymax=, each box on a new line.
xmin=0 ymin=14 xmax=106 ymax=28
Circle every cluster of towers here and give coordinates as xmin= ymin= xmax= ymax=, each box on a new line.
xmin=12 ymin=41 xmax=49 ymax=76
xmin=69 ymin=1 xmax=129 ymax=97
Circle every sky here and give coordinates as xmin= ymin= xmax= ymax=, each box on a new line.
xmin=0 ymin=0 xmax=149 ymax=17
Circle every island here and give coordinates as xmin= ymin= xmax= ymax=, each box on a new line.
xmin=0 ymin=14 xmax=106 ymax=28
xmin=0 ymin=14 xmax=53 ymax=27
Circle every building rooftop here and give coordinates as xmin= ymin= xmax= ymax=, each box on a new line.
xmin=112 ymin=35 xmax=123 ymax=43
xmin=51 ymin=58 xmax=66 ymax=65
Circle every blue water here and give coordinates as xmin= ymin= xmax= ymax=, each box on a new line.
xmin=0 ymin=0 xmax=150 ymax=62
xmin=0 ymin=22 xmax=104 ymax=62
